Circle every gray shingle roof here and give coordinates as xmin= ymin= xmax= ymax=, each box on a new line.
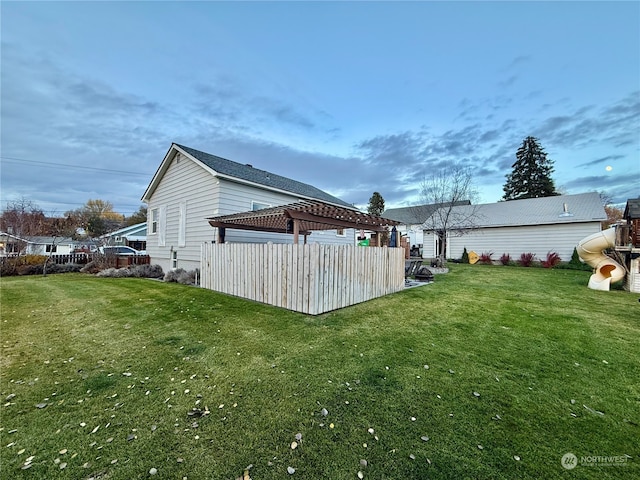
xmin=383 ymin=201 xmax=471 ymax=225
xmin=175 ymin=144 xmax=353 ymax=208
xmin=423 ymin=192 xmax=605 ymax=229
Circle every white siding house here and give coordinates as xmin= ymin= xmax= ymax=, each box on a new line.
xmin=0 ymin=232 xmax=74 ymax=256
xmin=142 ymin=144 xmax=357 ymax=272
xmin=421 ymin=192 xmax=606 ymax=261
xmin=383 ymin=201 xmax=471 ymax=255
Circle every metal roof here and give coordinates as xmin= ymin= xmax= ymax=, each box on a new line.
xmin=422 ymin=192 xmax=606 ymax=229
xmin=207 ymin=200 xmax=400 ymax=235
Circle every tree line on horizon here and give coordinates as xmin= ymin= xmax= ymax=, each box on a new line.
xmin=0 ymin=198 xmax=147 ymax=241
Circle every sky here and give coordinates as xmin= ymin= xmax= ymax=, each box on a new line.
xmin=1 ymin=1 xmax=639 ymax=218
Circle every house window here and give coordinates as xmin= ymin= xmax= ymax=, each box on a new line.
xmin=46 ymin=244 xmax=57 ymax=253
xmin=172 ymin=250 xmax=178 ymax=269
xmin=251 ymin=201 xmax=270 ymax=211
xmin=336 ymin=228 xmax=345 ymax=236
xmin=151 ymin=208 xmax=159 ymax=234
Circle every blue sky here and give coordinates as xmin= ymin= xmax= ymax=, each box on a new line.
xmin=1 ymin=1 xmax=638 ymax=217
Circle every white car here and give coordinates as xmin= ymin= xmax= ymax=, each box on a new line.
xmin=100 ymin=246 xmax=146 ymax=256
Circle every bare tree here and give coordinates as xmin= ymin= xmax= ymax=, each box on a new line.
xmin=0 ymin=197 xmax=46 ymax=253
xmin=599 ymin=191 xmax=623 ymax=229
xmin=414 ymin=163 xmax=481 ymax=266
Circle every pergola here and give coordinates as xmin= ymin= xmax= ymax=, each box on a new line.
xmin=207 ymin=200 xmax=400 ymax=245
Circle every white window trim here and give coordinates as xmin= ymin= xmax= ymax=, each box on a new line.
xmin=150 ymin=208 xmax=159 ymax=235
xmin=158 ymin=206 xmax=167 ymax=247
xmin=178 ymin=201 xmax=187 ymax=247
xmin=251 ymin=201 xmax=271 ymax=211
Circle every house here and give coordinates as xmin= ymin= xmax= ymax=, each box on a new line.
xmin=383 ymin=201 xmax=471 ymax=255
xmin=142 ymin=143 xmax=360 ymax=272
xmin=0 ymin=232 xmax=74 ymax=256
xmin=420 ymin=192 xmax=606 ymax=261
xmin=101 ymin=222 xmax=147 ymax=251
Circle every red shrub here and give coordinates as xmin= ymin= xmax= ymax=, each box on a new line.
xmin=479 ymin=252 xmax=494 ymax=265
xmin=541 ymin=251 xmax=562 ymax=268
xmin=518 ymin=252 xmax=536 ymax=267
xmin=499 ymin=253 xmax=511 ymax=265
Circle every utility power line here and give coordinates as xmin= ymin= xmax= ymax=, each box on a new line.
xmin=0 ymin=156 xmax=151 ymax=176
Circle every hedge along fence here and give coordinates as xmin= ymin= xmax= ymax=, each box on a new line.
xmin=200 ymin=243 xmax=406 ymax=315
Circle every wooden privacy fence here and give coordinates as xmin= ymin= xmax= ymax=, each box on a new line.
xmin=200 ymin=243 xmax=406 ymax=315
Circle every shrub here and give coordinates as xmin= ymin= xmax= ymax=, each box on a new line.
xmin=569 ymin=247 xmax=588 ymax=269
xmin=1 ymin=257 xmax=85 ymax=276
xmin=478 ymin=252 xmax=493 ymax=265
xmin=556 ymin=248 xmax=591 ymax=271
xmin=499 ymin=253 xmax=512 ymax=265
xmin=80 ymin=254 xmax=113 ymax=274
xmin=47 ymin=263 xmax=83 ymax=274
xmin=0 ymin=258 xmax=18 ymax=277
xmin=23 ymin=254 xmax=48 ymax=266
xmin=130 ymin=264 xmax=164 ymax=279
xmin=461 ymin=248 xmax=469 ymax=264
xmin=541 ymin=251 xmax=562 ymax=269
xmin=518 ymin=252 xmax=536 ymax=267
xmin=96 ymin=264 xmax=165 ymax=279
xmin=164 ymin=268 xmax=198 ymax=285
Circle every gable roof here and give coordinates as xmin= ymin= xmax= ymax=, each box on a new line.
xmin=0 ymin=232 xmax=74 ymax=245
xmin=623 ymin=198 xmax=640 ymax=220
xmin=422 ymin=192 xmax=605 ymax=230
xmin=101 ymin=222 xmax=147 ymax=239
xmin=383 ymin=200 xmax=472 ymax=225
xmin=142 ymin=143 xmax=354 ymax=209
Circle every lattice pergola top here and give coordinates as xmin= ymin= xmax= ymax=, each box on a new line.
xmin=207 ymin=200 xmax=400 ymax=236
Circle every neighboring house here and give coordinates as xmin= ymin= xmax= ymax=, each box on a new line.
xmin=142 ymin=143 xmax=358 ymax=272
xmin=420 ymin=192 xmax=606 ymax=261
xmin=0 ymin=232 xmax=74 ymax=256
xmin=383 ymin=201 xmax=471 ymax=254
xmin=101 ymin=222 xmax=147 ymax=251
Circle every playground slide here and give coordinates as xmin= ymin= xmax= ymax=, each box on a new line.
xmin=576 ymin=227 xmax=625 ymax=291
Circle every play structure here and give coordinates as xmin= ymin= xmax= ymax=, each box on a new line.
xmin=577 ymin=198 xmax=640 ymax=292
xmin=576 ymin=227 xmax=626 ymax=291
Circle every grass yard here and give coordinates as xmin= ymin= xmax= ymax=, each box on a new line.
xmin=1 ymin=265 xmax=638 ymax=479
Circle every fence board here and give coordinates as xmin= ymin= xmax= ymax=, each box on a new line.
xmin=200 ymin=243 xmax=405 ymax=315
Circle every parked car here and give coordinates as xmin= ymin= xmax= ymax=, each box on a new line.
xmin=99 ymin=246 xmax=146 ymax=256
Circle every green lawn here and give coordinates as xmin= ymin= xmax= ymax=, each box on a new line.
xmin=1 ymin=265 xmax=638 ymax=479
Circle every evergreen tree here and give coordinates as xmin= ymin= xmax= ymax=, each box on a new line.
xmin=367 ymin=192 xmax=385 ymax=216
xmin=503 ymin=136 xmax=558 ymax=201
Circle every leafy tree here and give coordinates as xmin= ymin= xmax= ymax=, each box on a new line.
xmin=367 ymin=192 xmax=385 ymax=216
xmin=125 ymin=205 xmax=147 ymax=226
xmin=66 ymin=199 xmax=124 ymax=237
xmin=503 ymin=136 xmax=558 ymax=201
